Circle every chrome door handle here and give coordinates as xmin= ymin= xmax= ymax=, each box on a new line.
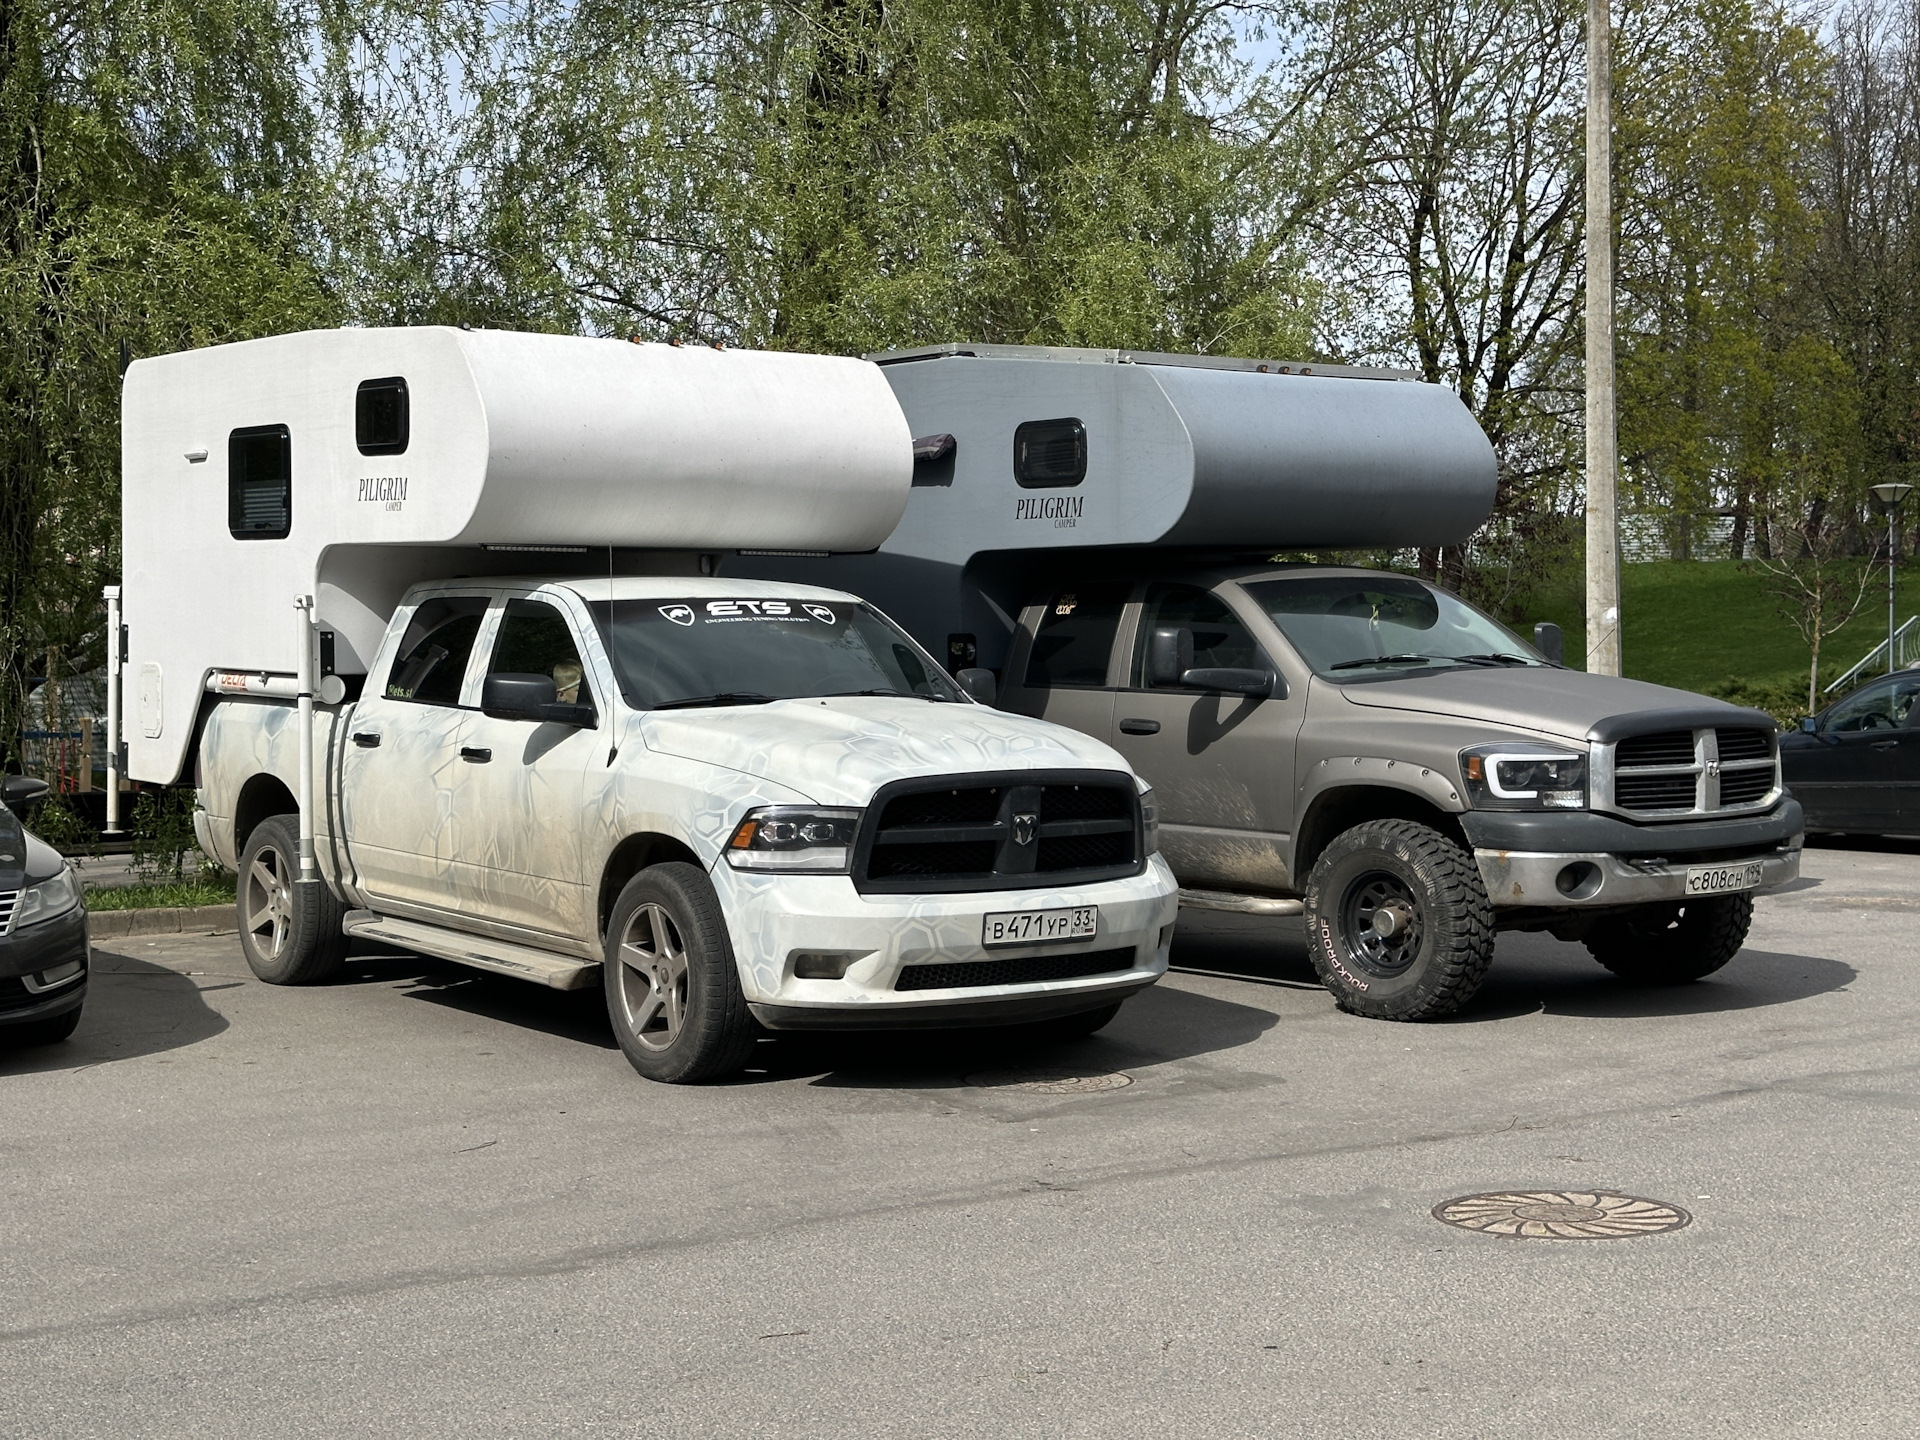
xmin=1871 ymin=740 xmax=1899 ymax=750
xmin=1119 ymin=718 xmax=1161 ymax=736
xmin=460 ymin=747 xmax=492 ymax=763
xmin=351 ymin=732 xmax=381 ymax=748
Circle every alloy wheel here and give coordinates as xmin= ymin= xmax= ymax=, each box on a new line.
xmin=1341 ymin=870 xmax=1425 ymax=978
xmin=243 ymin=845 xmax=292 ymax=960
xmin=615 ymin=902 xmax=690 ymax=1051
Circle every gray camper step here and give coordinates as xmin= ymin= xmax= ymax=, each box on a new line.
xmin=343 ymin=911 xmax=601 ymax=991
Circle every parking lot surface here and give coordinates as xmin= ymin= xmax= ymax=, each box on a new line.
xmin=4 ymin=838 xmax=1917 ymax=1438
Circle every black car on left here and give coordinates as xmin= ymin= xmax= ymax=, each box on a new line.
xmin=1 ymin=777 xmax=89 ymax=1046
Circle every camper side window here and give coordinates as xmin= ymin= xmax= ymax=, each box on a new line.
xmin=228 ymin=425 xmax=291 ymax=540
xmin=1024 ymin=585 xmax=1128 ymax=689
xmin=385 ymin=597 xmax=489 ymax=706
xmin=1013 ymin=418 xmax=1086 ymax=488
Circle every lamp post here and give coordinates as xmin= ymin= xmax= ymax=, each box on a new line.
xmin=1869 ymin=480 xmax=1914 ymax=675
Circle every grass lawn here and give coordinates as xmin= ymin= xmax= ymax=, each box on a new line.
xmin=86 ymin=874 xmax=237 ymax=912
xmin=1517 ymin=558 xmax=1916 ymax=718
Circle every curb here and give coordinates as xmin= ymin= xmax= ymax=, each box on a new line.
xmin=89 ymin=904 xmax=236 ymax=939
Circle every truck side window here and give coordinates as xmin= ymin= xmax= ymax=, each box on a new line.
xmin=385 ymin=597 xmax=488 ymax=705
xmin=1024 ymin=585 xmax=1128 ymax=689
xmin=228 ymin=425 xmax=291 ymax=540
xmin=489 ymin=599 xmax=595 ymax=715
xmin=1131 ymin=584 xmax=1258 ymax=687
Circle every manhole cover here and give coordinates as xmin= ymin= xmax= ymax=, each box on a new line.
xmin=1432 ymin=1190 xmax=1691 ymax=1239
xmin=962 ymin=1068 xmax=1133 ymax=1094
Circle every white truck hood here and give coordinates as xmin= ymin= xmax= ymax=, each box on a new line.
xmin=638 ymin=697 xmax=1134 ymax=806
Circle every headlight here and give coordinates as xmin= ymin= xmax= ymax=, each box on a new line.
xmin=1460 ymin=746 xmax=1587 ymax=811
xmin=1139 ymin=787 xmax=1159 ymax=855
xmin=14 ymin=866 xmax=82 ymax=927
xmin=725 ymin=806 xmax=863 ymax=873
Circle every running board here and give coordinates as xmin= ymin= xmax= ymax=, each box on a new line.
xmin=1178 ymin=888 xmax=1304 ymax=917
xmin=343 ymin=911 xmax=602 ymax=991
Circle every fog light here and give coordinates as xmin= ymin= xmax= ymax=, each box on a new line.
xmin=790 ymin=951 xmax=865 ymax=980
xmin=21 ymin=960 xmax=84 ymax=993
xmin=1555 ymin=862 xmax=1602 ymax=900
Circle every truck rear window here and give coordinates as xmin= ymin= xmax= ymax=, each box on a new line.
xmin=386 ymin=596 xmax=488 ymax=704
xmin=1024 ymin=586 xmax=1127 ymax=689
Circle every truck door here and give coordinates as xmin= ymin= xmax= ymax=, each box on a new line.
xmin=339 ymin=594 xmax=488 ymax=912
xmin=1107 ymin=582 xmax=1305 ymax=893
xmin=448 ymin=595 xmax=602 ymax=939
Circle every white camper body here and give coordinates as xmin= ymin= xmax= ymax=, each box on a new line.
xmin=728 ymin=344 xmax=1499 ymax=672
xmin=117 ymin=328 xmax=1175 ymax=1082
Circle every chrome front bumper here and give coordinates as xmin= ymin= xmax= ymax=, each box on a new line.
xmin=1474 ymin=841 xmax=1802 ymax=909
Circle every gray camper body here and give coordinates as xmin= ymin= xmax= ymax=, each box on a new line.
xmin=734 ymin=345 xmax=1803 ymax=1022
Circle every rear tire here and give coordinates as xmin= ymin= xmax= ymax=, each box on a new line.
xmin=1303 ymin=818 xmax=1496 ymax=1020
xmin=236 ymin=815 xmax=349 ymax=985
xmin=604 ymin=863 xmax=757 ymax=1083
xmin=8 ymin=1006 xmax=81 ymax=1046
xmin=1584 ymin=895 xmax=1753 ymax=984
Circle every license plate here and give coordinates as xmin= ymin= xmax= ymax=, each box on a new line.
xmin=982 ymin=905 xmax=1099 ymax=947
xmin=1686 ymin=862 xmax=1764 ymax=896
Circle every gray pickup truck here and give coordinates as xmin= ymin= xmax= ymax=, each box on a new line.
xmin=996 ymin=562 xmax=1801 ymax=1018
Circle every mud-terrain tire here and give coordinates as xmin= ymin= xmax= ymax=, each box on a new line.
xmin=236 ymin=815 xmax=350 ymax=985
xmin=1583 ymin=894 xmax=1753 ymax=984
xmin=1303 ymin=819 xmax=1496 ymax=1020
xmin=8 ymin=1006 xmax=82 ymax=1046
xmin=604 ymin=863 xmax=757 ymax=1083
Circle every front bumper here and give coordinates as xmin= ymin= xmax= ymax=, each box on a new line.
xmin=712 ymin=855 xmax=1180 ymax=1029
xmin=1475 ymin=842 xmax=1801 ymax=909
xmin=0 ymin=904 xmax=90 ymax=1027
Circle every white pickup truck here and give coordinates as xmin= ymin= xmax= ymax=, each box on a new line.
xmin=194 ymin=575 xmax=1177 ymax=1080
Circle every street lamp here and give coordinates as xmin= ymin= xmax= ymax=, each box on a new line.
xmin=1869 ymin=480 xmax=1914 ymax=675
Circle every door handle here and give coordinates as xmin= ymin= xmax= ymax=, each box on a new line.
xmin=1871 ymin=740 xmax=1900 ymax=750
xmin=460 ymin=747 xmax=492 ymax=763
xmin=351 ymin=732 xmax=381 ymax=748
xmin=1119 ymin=718 xmax=1161 ymax=736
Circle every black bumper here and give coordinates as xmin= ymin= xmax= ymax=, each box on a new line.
xmin=1459 ymin=798 xmax=1804 ymax=858
xmin=0 ymin=904 xmax=89 ymax=1027
xmin=749 ymin=977 xmax=1156 ymax=1032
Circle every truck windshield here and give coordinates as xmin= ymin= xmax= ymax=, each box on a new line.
xmin=587 ymin=596 xmax=963 ymax=709
xmin=1242 ymin=576 xmax=1546 ymax=679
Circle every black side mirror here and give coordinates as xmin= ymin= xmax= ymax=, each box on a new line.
xmin=955 ymin=667 xmax=997 ymax=706
xmin=1533 ymin=621 xmax=1565 ymax=666
xmin=2 ymin=775 xmax=50 ymax=807
xmin=1147 ymin=628 xmax=1194 ymax=687
xmin=1799 ymin=715 xmax=1818 ymax=733
xmin=482 ymin=672 xmax=594 ymax=727
xmin=1181 ymin=667 xmax=1277 ymax=699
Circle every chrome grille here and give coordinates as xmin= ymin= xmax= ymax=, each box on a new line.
xmin=1600 ymin=726 xmax=1779 ymax=818
xmin=0 ymin=888 xmax=18 ymax=934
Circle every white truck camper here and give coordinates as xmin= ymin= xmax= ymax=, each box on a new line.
xmin=119 ymin=328 xmax=1178 ymax=1081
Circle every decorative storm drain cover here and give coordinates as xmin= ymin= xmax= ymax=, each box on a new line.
xmin=1432 ymin=1190 xmax=1691 ymax=1240
xmin=963 ymin=1068 xmax=1133 ymax=1094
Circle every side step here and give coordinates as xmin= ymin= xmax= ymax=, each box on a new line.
xmin=343 ymin=911 xmax=602 ymax=991
xmin=1178 ymin=888 xmax=1304 ymax=917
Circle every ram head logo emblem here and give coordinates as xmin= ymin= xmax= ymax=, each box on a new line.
xmin=1012 ymin=812 xmax=1038 ymax=846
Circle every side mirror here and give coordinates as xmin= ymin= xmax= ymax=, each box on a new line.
xmin=2 ymin=775 xmax=50 ymax=807
xmin=1181 ymin=667 xmax=1276 ymax=699
xmin=1532 ymin=621 xmax=1565 ymax=666
xmin=1147 ymin=627 xmax=1194 ymax=687
xmin=484 ymin=673 xmax=560 ymax=723
xmin=955 ymin=667 xmax=997 ymax=706
xmin=1799 ymin=715 xmax=1818 ymax=733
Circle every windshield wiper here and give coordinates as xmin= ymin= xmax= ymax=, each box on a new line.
xmin=818 ymin=688 xmax=949 ymax=701
xmin=1327 ymin=654 xmax=1450 ymax=671
xmin=650 ymin=692 xmax=778 ymax=710
xmin=1451 ymin=652 xmax=1539 ymax=667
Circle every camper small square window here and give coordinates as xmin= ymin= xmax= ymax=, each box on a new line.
xmin=228 ymin=425 xmax=291 ymax=540
xmin=356 ymin=376 xmax=410 ymax=455
xmin=1014 ymin=418 xmax=1086 ymax=488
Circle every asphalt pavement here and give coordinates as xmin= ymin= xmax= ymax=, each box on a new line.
xmin=3 ymin=838 xmax=1917 ymax=1438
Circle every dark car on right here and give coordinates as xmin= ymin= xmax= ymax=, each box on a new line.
xmin=1780 ymin=668 xmax=1920 ymax=836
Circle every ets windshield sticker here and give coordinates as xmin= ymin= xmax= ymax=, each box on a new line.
xmin=654 ymin=599 xmax=837 ymax=626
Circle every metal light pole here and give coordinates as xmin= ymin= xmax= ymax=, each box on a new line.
xmin=1869 ymin=481 xmax=1913 ymax=675
xmin=1585 ymin=0 xmax=1622 ymax=676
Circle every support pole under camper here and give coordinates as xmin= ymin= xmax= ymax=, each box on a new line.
xmin=294 ymin=594 xmax=317 ymax=886
xmin=104 ymin=584 xmax=123 ymax=835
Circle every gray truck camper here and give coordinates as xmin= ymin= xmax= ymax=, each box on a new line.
xmin=725 ymin=344 xmax=1498 ymax=675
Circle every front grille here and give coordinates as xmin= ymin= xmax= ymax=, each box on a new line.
xmin=855 ymin=770 xmax=1143 ymax=894
xmin=0 ymin=888 xmax=18 ymax=933
xmin=895 ymin=946 xmax=1137 ymax=991
xmin=1605 ymin=725 xmax=1777 ymax=817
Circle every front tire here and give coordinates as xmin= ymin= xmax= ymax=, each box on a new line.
xmin=236 ymin=815 xmax=349 ymax=985
xmin=1584 ymin=895 xmax=1753 ymax=983
xmin=1303 ymin=818 xmax=1496 ymax=1020
xmin=604 ymin=863 xmax=757 ymax=1083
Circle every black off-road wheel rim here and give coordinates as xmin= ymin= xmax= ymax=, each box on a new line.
xmin=1338 ymin=869 xmax=1425 ymax=979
